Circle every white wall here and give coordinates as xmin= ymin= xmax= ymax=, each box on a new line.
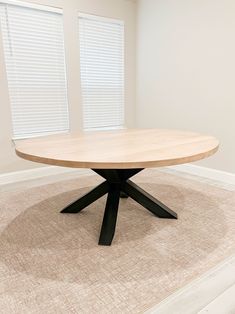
xmin=137 ymin=0 xmax=235 ymax=173
xmin=0 ymin=0 xmax=136 ymax=174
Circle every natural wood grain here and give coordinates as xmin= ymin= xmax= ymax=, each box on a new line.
xmin=15 ymin=129 xmax=219 ymax=169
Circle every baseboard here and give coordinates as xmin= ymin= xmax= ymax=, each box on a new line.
xmin=0 ymin=166 xmax=91 ymax=186
xmin=166 ymin=164 xmax=235 ymax=186
xmin=0 ymin=163 xmax=234 ymax=187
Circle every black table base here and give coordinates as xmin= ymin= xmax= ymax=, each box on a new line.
xmin=61 ymin=169 xmax=178 ymax=246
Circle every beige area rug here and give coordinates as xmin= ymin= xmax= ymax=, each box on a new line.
xmin=0 ymin=169 xmax=235 ymax=313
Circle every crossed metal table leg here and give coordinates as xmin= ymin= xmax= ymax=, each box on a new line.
xmin=61 ymin=169 xmax=178 ymax=246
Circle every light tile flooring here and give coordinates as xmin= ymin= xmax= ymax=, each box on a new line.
xmin=198 ymin=284 xmax=235 ymax=314
xmin=1 ymin=168 xmax=235 ymax=314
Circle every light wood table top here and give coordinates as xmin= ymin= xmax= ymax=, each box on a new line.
xmin=15 ymin=129 xmax=219 ymax=169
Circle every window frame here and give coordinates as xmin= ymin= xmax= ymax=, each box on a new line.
xmin=0 ymin=0 xmax=70 ymax=140
xmin=78 ymin=12 xmax=125 ymax=131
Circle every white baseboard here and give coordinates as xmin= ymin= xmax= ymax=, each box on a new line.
xmin=0 ymin=163 xmax=234 ymax=187
xmin=167 ymin=164 xmax=235 ymax=186
xmin=0 ymin=166 xmax=91 ymax=186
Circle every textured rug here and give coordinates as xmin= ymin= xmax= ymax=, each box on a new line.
xmin=0 ymin=169 xmax=234 ymax=314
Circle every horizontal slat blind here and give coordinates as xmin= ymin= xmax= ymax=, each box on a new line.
xmin=0 ymin=2 xmax=69 ymax=139
xmin=79 ymin=13 xmax=124 ymax=130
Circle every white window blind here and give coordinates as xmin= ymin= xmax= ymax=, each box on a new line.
xmin=0 ymin=2 xmax=69 ymax=139
xmin=79 ymin=13 xmax=124 ymax=130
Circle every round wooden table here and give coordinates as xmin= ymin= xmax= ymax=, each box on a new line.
xmin=15 ymin=129 xmax=219 ymax=246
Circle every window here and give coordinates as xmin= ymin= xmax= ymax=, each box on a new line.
xmin=79 ymin=13 xmax=124 ymax=130
xmin=0 ymin=1 xmax=69 ymax=139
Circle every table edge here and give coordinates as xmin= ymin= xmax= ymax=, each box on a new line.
xmin=15 ymin=144 xmax=219 ymax=169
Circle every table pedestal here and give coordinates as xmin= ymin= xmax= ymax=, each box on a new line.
xmin=61 ymin=169 xmax=178 ymax=246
